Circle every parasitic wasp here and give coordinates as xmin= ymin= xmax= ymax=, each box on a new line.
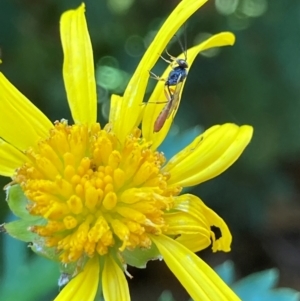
xmin=149 ymin=28 xmax=189 ymax=132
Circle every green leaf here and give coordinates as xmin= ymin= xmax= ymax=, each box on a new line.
xmin=30 ymin=240 xmax=61 ymax=262
xmin=5 ymin=184 xmax=37 ymax=221
xmin=122 ymin=244 xmax=160 ymax=268
xmin=4 ymin=219 xmax=40 ymax=242
xmin=58 ymin=254 xmax=90 ymax=274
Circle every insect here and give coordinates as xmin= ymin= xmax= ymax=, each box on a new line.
xmin=150 ymin=34 xmax=188 ymax=132
xmin=153 ymin=80 xmax=184 ymax=132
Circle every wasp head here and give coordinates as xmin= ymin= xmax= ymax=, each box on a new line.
xmin=176 ymin=58 xmax=188 ymax=69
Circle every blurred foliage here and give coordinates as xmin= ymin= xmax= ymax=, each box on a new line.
xmin=1 ymin=220 xmax=58 ymax=301
xmin=1 ymin=0 xmax=300 ymax=300
xmin=216 ymin=261 xmax=299 ymax=301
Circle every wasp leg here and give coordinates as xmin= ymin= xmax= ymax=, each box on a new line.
xmin=146 ymin=100 xmax=169 ymax=105
xmin=165 ymin=48 xmax=177 ymax=61
xmin=160 ymin=49 xmax=179 ymax=68
xmin=160 ymin=55 xmax=173 ymax=65
xmin=149 ymin=70 xmax=165 ymax=82
xmin=166 ymin=85 xmax=175 ymax=100
xmin=147 ymin=86 xmax=172 ymax=106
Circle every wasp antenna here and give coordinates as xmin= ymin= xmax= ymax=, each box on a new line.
xmin=183 ymin=22 xmax=188 ymax=60
xmin=176 ymin=25 xmax=187 ymax=60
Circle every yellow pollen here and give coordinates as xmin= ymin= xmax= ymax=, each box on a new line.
xmin=102 ymin=192 xmax=117 ymax=210
xmin=64 ymin=165 xmax=76 ymax=181
xmin=63 ymin=215 xmax=78 ymax=229
xmin=113 ymin=168 xmax=125 ymax=191
xmin=85 ymin=186 xmax=98 ymax=210
xmin=67 ymin=195 xmax=83 ymax=214
xmin=14 ymin=122 xmax=179 ymax=263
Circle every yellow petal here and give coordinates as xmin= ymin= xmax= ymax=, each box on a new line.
xmin=164 ymin=194 xmax=214 ymax=238
xmin=151 ymin=235 xmax=241 ymax=301
xmin=164 ymin=211 xmax=211 ymax=237
xmin=173 ymin=193 xmax=213 ymax=224
xmin=60 ymin=3 xmax=97 ymax=125
xmin=113 ymin=0 xmax=208 ymax=143
xmin=203 ymin=204 xmax=232 ymax=252
xmin=143 ymin=32 xmax=235 ymax=150
xmin=109 ymin=94 xmax=144 ymax=131
xmin=102 ymin=254 xmax=130 ymax=301
xmin=54 ymin=256 xmax=99 ymax=301
xmin=175 ymin=233 xmax=211 ymax=253
xmin=174 ymin=194 xmax=232 ymax=252
xmin=164 ymin=124 xmax=253 ymax=186
xmin=0 ymin=73 xmax=53 ymax=151
xmin=0 ymin=139 xmax=29 ymax=177
xmin=109 ymin=94 xmax=123 ymax=128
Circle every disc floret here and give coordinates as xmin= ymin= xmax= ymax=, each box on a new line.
xmin=14 ymin=121 xmax=178 ymax=263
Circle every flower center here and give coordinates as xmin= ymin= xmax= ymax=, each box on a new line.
xmin=14 ymin=121 xmax=179 ymax=263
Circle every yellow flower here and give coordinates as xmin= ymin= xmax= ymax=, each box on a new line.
xmin=0 ymin=1 xmax=253 ymax=301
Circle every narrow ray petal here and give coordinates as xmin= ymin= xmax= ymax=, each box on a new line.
xmin=151 ymin=235 xmax=241 ymax=301
xmin=54 ymin=256 xmax=99 ymax=301
xmin=109 ymin=94 xmax=123 ymax=128
xmin=102 ymin=254 xmax=130 ymax=301
xmin=163 ymin=211 xmax=212 ymax=252
xmin=164 ymin=124 xmax=253 ymax=186
xmin=163 ymin=211 xmax=211 ymax=236
xmin=203 ymin=204 xmax=232 ymax=252
xmin=175 ymin=233 xmax=211 ymax=253
xmin=0 ymin=139 xmax=29 ymax=177
xmin=109 ymin=94 xmax=144 ymax=131
xmin=143 ymin=32 xmax=235 ymax=150
xmin=113 ymin=0 xmax=208 ymax=143
xmin=60 ymin=3 xmax=97 ymax=125
xmin=0 ymin=73 xmax=53 ymax=151
xmin=173 ymin=194 xmax=232 ymax=252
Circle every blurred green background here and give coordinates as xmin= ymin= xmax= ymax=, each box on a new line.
xmin=1 ymin=0 xmax=300 ymax=300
